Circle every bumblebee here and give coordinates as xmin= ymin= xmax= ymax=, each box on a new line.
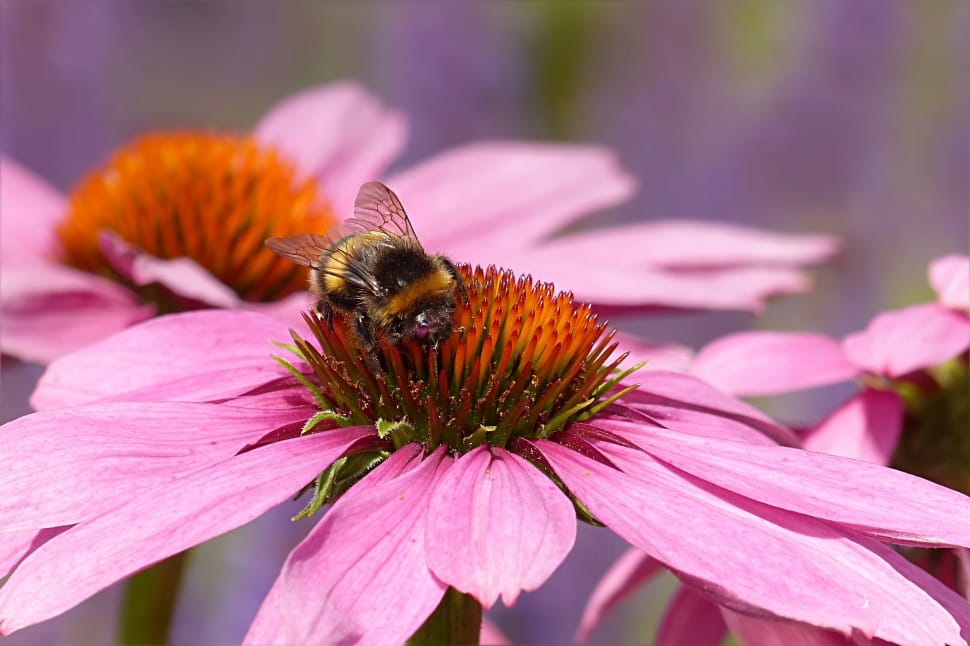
xmin=266 ymin=181 xmax=467 ymax=355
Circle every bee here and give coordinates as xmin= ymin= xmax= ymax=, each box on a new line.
xmin=266 ymin=181 xmax=468 ymax=360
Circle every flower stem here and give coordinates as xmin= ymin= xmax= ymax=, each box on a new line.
xmin=407 ymin=587 xmax=482 ymax=646
xmin=118 ymin=549 xmax=190 ymax=645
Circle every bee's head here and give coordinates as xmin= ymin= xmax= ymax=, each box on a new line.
xmin=388 ymin=297 xmax=456 ymax=348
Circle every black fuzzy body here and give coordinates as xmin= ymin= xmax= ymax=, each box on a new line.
xmin=311 ymin=233 xmax=465 ymax=353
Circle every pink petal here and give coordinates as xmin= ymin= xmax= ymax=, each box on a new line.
xmin=0 ymin=262 xmax=152 ymax=364
xmin=691 ymin=332 xmax=859 ymax=396
xmin=248 ymin=445 xmax=449 ymax=645
xmin=860 ymin=538 xmax=970 ymax=640
xmin=0 ymin=157 xmax=65 ymax=263
xmin=843 ymin=303 xmax=970 ymax=378
xmin=604 ymin=424 xmax=970 ymax=548
xmin=960 ymin=548 xmax=970 ymax=601
xmin=99 ymin=231 xmax=241 ymax=308
xmin=0 ymin=426 xmax=374 ymax=636
xmin=463 ymin=251 xmax=813 ymax=311
xmin=0 ymin=529 xmax=66 ymax=579
xmin=722 ymin=610 xmax=855 ymax=646
xmin=386 ymin=142 xmax=635 ymax=253
xmin=0 ymin=531 xmax=36 ymax=578
xmin=930 ymin=254 xmax=970 ymax=312
xmin=612 ymin=370 xmax=799 ymax=446
xmin=534 ymin=220 xmax=839 ymax=270
xmin=0 ymin=401 xmax=311 ymax=530
xmin=241 ymin=575 xmax=288 ymax=644
xmin=614 ymin=331 xmax=694 ymax=373
xmin=576 ymin=549 xmax=664 ymax=643
xmin=252 ymin=81 xmax=407 ymax=216
xmin=538 ymin=439 xmax=967 ymax=645
xmin=655 ymin=586 xmax=727 ymax=646
xmin=480 ymin=618 xmax=511 ymax=645
xmin=425 ymin=446 xmax=576 ymax=608
xmin=802 ymin=389 xmax=904 ymax=465
xmin=31 ymin=310 xmax=293 ymax=409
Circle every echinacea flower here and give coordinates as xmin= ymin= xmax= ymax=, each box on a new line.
xmin=5 ymin=264 xmax=970 ymax=645
xmin=576 ymin=254 xmax=969 ymax=645
xmin=1 ymin=83 xmax=840 ymax=365
xmin=580 ymin=552 xmax=945 ymax=646
xmin=690 ymin=253 xmax=970 ymax=472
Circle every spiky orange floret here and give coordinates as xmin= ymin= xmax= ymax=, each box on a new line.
xmin=290 ymin=265 xmax=636 ymax=454
xmin=56 ymin=132 xmax=336 ymax=304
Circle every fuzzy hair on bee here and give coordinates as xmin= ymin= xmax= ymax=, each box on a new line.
xmin=266 ymin=181 xmax=468 ymax=364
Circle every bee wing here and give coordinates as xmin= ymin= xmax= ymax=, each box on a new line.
xmin=264 ymin=233 xmax=330 ymax=269
xmin=321 ymin=241 xmax=385 ymax=295
xmin=347 ymin=181 xmax=423 ymax=249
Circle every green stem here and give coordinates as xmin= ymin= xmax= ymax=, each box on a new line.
xmin=118 ymin=549 xmax=191 ymax=645
xmin=407 ymin=587 xmax=482 ymax=646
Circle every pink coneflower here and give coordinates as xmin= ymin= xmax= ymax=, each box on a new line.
xmin=1 ymin=83 xmax=839 ymax=365
xmin=578 ymin=254 xmax=970 ymax=644
xmin=691 ymin=253 xmax=969 ymax=469
xmin=4 ymin=265 xmax=970 ymax=644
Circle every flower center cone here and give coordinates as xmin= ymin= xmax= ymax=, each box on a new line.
xmin=292 ymin=265 xmax=637 ymax=455
xmin=56 ymin=132 xmax=336 ymax=308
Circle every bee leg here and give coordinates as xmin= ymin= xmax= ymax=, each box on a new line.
xmin=352 ymin=312 xmax=384 ymax=375
xmin=316 ymin=300 xmax=336 ymax=330
xmin=439 ymin=257 xmax=470 ymax=305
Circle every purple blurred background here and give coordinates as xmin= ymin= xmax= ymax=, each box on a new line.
xmin=2 ymin=2 xmax=967 ymax=644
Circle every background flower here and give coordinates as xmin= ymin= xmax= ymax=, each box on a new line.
xmin=2 ymin=83 xmax=641 ymax=364
xmin=591 ymin=255 xmax=969 ymax=643
xmin=690 ymin=254 xmax=969 ymax=466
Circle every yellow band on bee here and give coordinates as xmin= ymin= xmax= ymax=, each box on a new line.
xmin=385 ymin=270 xmax=453 ymax=318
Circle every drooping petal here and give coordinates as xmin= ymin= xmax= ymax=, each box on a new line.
xmin=612 ymin=370 xmax=799 ymax=446
xmin=576 ymin=549 xmax=665 ymax=643
xmin=31 ymin=310 xmax=293 ymax=409
xmin=802 ymin=389 xmax=904 ymax=465
xmin=425 ymin=446 xmax=576 ymax=608
xmin=655 ymin=586 xmax=727 ymax=646
xmin=252 ymin=81 xmax=407 ymax=215
xmin=456 ymin=249 xmax=813 ymax=312
xmin=930 ymin=254 xmax=970 ymax=312
xmin=0 ymin=157 xmax=66 ymax=263
xmin=722 ymin=610 xmax=855 ymax=646
xmin=247 ymin=445 xmax=449 ymax=645
xmin=606 ymin=421 xmax=970 ymax=548
xmin=538 ymin=440 xmax=966 ymax=645
xmin=386 ymin=142 xmax=635 ymax=252
xmin=0 ymin=426 xmax=375 ymax=636
xmin=100 ymin=233 xmax=310 ymax=327
xmin=843 ymin=303 xmax=970 ymax=378
xmin=691 ymin=332 xmax=859 ymax=396
xmin=0 ymin=401 xmax=311 ymax=530
xmin=0 ymin=262 xmax=153 ymax=364
xmin=534 ymin=219 xmax=839 ymax=270
xmin=99 ymin=231 xmax=241 ymax=308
